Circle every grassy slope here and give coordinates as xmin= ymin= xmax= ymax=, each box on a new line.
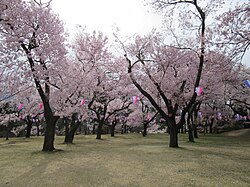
xmin=0 ymin=130 xmax=249 ymax=187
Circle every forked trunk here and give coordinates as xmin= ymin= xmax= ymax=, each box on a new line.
xmin=64 ymin=121 xmax=81 ymax=144
xmin=169 ymin=126 xmax=178 ymax=148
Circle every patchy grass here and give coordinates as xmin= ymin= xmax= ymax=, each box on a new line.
xmin=0 ymin=130 xmax=250 ymax=187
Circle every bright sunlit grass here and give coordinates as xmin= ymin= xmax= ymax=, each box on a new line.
xmin=0 ymin=130 xmax=250 ymax=187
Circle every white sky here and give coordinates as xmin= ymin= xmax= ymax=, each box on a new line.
xmin=51 ymin=0 xmax=163 ymax=37
xmin=51 ymin=0 xmax=249 ymax=66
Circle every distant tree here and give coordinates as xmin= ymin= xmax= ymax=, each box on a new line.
xmin=73 ymin=29 xmax=133 ymax=140
xmin=126 ymin=98 xmax=158 ymax=136
xmin=0 ymin=102 xmax=18 ymax=140
xmin=224 ymin=66 xmax=250 ymax=117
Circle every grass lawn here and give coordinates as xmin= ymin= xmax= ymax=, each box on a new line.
xmin=0 ymin=129 xmax=250 ymax=187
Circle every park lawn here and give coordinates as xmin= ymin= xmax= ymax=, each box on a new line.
xmin=0 ymin=130 xmax=249 ymax=187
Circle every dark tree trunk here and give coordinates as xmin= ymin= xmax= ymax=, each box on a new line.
xmin=204 ymin=118 xmax=208 ymax=136
xmin=110 ymin=118 xmax=117 ymax=137
xmin=64 ymin=118 xmax=70 ymax=143
xmin=209 ymin=118 xmax=214 ymax=134
xmin=180 ymin=124 xmax=184 ymax=134
xmin=110 ymin=125 xmax=115 ymax=137
xmin=64 ymin=131 xmax=74 ymax=143
xmin=169 ymin=126 xmax=178 ymax=148
xmin=121 ymin=125 xmax=124 ymax=134
xmin=204 ymin=124 xmax=206 ymax=136
xmin=105 ymin=126 xmax=109 ymax=134
xmin=96 ymin=122 xmax=103 ymax=139
xmin=188 ymin=124 xmax=194 ymax=142
xmin=142 ymin=123 xmax=147 ymax=137
xmin=124 ymin=124 xmax=128 ymax=133
xmin=92 ymin=124 xmax=96 ymax=134
xmin=42 ymin=115 xmax=59 ymax=152
xmin=6 ymin=124 xmax=9 ymax=140
xmin=194 ymin=125 xmax=198 ymax=138
xmin=188 ymin=112 xmax=194 ymax=142
xmin=193 ymin=113 xmax=199 ymax=139
xmin=35 ymin=121 xmax=40 ymax=136
xmin=25 ymin=116 xmax=33 ymax=138
xmin=64 ymin=125 xmax=79 ymax=143
xmin=64 ymin=114 xmax=81 ymax=144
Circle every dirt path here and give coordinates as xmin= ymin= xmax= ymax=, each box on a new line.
xmin=223 ymin=128 xmax=250 ymax=137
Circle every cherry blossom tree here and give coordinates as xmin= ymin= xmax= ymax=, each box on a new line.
xmin=223 ymin=65 xmax=250 ymax=117
xmin=0 ymin=101 xmax=19 ymax=140
xmin=72 ymin=29 xmax=134 ymax=139
xmin=214 ymin=2 xmax=250 ymax=61
xmin=121 ymin=0 xmax=229 ymax=147
xmin=122 ymin=33 xmax=201 ymax=147
xmin=126 ymin=97 xmax=158 ymax=136
xmin=190 ymin=50 xmax=235 ymax=136
xmin=0 ymin=0 xmax=68 ymax=151
xmin=191 ymin=52 xmax=249 ymax=135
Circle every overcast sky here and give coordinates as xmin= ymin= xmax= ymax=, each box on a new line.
xmin=51 ymin=0 xmax=249 ymax=66
xmin=51 ymin=0 xmax=162 ymax=37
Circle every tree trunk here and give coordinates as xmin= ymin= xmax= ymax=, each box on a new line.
xmin=110 ymin=125 xmax=115 ymax=137
xmin=64 ymin=121 xmax=70 ymax=143
xmin=64 ymin=131 xmax=73 ymax=143
xmin=6 ymin=124 xmax=9 ymax=140
xmin=25 ymin=117 xmax=33 ymax=138
xmin=124 ymin=124 xmax=128 ymax=133
xmin=96 ymin=122 xmax=103 ymax=139
xmin=92 ymin=124 xmax=96 ymax=134
xmin=194 ymin=125 xmax=198 ymax=138
xmin=204 ymin=123 xmax=206 ymax=136
xmin=65 ymin=121 xmax=81 ymax=143
xmin=42 ymin=115 xmax=59 ymax=152
xmin=193 ymin=114 xmax=199 ymax=138
xmin=188 ymin=124 xmax=194 ymax=142
xmin=209 ymin=118 xmax=214 ymax=133
xmin=35 ymin=121 xmax=40 ymax=136
xmin=121 ymin=125 xmax=124 ymax=134
xmin=169 ymin=126 xmax=178 ymax=148
xmin=64 ymin=114 xmax=81 ymax=144
xmin=188 ymin=112 xmax=194 ymax=142
xmin=110 ymin=117 xmax=117 ymax=137
xmin=180 ymin=124 xmax=184 ymax=134
xmin=142 ymin=123 xmax=147 ymax=137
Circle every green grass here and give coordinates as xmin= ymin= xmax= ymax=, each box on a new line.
xmin=0 ymin=130 xmax=250 ymax=187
